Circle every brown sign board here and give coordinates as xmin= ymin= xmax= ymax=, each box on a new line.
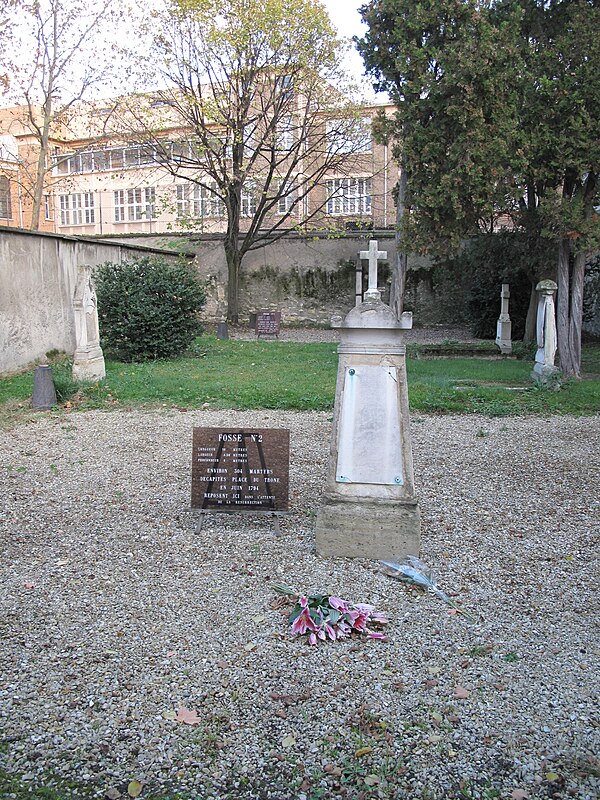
xmin=191 ymin=428 xmax=289 ymax=512
xmin=255 ymin=311 xmax=281 ymax=336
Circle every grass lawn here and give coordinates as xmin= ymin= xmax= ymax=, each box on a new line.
xmin=0 ymin=337 xmax=598 ymax=421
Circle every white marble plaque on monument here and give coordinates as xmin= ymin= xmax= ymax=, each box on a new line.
xmin=335 ymin=365 xmax=404 ymax=486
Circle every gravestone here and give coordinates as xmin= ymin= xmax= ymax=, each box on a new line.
xmin=532 ymin=279 xmax=560 ymax=385
xmin=495 ymin=283 xmax=512 ymax=354
xmin=72 ymin=266 xmax=105 ymax=382
xmin=316 ymin=240 xmax=420 ymax=559
xmin=191 ymin=427 xmax=289 ymax=512
xmin=255 ymin=311 xmax=281 ymax=337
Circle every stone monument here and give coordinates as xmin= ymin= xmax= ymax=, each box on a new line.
xmin=532 ymin=279 xmax=560 ymax=385
xmin=72 ymin=266 xmax=105 ymax=382
xmin=495 ymin=283 xmax=512 ymax=354
xmin=315 ymin=240 xmax=420 ymax=560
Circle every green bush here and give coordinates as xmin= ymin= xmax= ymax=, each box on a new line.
xmin=94 ymin=257 xmax=205 ymax=361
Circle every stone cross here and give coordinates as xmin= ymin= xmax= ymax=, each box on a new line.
xmin=359 ymin=240 xmax=387 ymax=301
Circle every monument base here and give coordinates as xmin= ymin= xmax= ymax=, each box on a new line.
xmin=315 ymin=497 xmax=420 ymax=560
xmin=531 ymin=362 xmax=561 ymax=387
xmin=72 ymin=349 xmax=106 ymax=382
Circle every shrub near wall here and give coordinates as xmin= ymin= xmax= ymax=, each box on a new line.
xmin=94 ymin=257 xmax=206 ymax=361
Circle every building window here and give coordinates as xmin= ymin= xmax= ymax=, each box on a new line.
xmin=58 ymin=192 xmax=95 ymax=225
xmin=326 ymin=118 xmax=372 ymax=155
xmin=0 ymin=176 xmax=11 ymax=218
xmin=114 ymin=190 xmax=126 ymax=222
xmin=114 ymin=187 xmax=156 ymax=222
xmin=176 ymin=182 xmax=224 ymax=218
xmin=44 ymin=195 xmax=51 ymax=220
xmin=276 ymin=116 xmax=294 ymax=150
xmin=276 ymin=179 xmax=296 ymax=214
xmin=241 ymin=183 xmax=257 ymax=217
xmin=326 ymin=178 xmax=372 ymax=215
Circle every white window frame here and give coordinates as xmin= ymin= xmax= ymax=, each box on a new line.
xmin=241 ymin=183 xmax=257 ymax=217
xmin=276 ymin=116 xmax=294 ymax=151
xmin=326 ymin=118 xmax=372 ymax=155
xmin=276 ymin=179 xmax=296 ymax=214
xmin=326 ymin=177 xmax=372 ymax=216
xmin=176 ymin=182 xmax=225 ymax=219
xmin=114 ymin=190 xmax=126 ymax=222
xmin=126 ymin=187 xmax=156 ymax=221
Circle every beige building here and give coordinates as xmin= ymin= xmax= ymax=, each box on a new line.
xmin=0 ymin=95 xmax=399 ymax=236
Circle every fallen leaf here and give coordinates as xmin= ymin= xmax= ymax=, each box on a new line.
xmin=454 ymin=686 xmax=470 ymax=699
xmin=275 ymin=710 xmax=287 ymax=720
xmin=355 ymin=746 xmax=373 ymax=758
xmin=428 ymin=666 xmax=441 ymax=675
xmin=23 ymin=581 xmax=35 ymax=590
xmin=162 ymin=710 xmax=176 ymax=720
xmin=511 ymin=790 xmax=529 ymax=800
xmin=282 ymin=735 xmax=295 ymax=748
xmin=105 ymin=789 xmax=121 ymax=800
xmin=324 ymin=764 xmax=342 ymax=776
xmin=545 ymin=772 xmax=559 ymax=783
xmin=364 ymin=775 xmax=380 ymax=786
xmin=431 ymin=710 xmax=443 ymax=723
xmin=175 ymin=706 xmax=201 ymax=726
xmin=447 ymin=608 xmax=458 ymax=616
xmin=127 ymin=781 xmax=143 ymax=798
xmin=55 ymin=559 xmax=71 ymax=567
xmin=166 ymin=651 xmax=176 ymax=658
xmin=299 ymin=778 xmax=311 ymax=791
xmin=244 ymin=642 xmax=257 ymax=652
xmin=252 ymin=615 xmax=266 ymax=623
xmin=424 ymin=679 xmax=438 ymax=689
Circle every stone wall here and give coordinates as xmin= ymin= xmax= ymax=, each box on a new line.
xmin=0 ymin=227 xmax=184 ymax=374
xmin=110 ymin=232 xmax=432 ymax=324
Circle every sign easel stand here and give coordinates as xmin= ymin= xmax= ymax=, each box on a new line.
xmin=188 ymin=509 xmax=284 ymax=536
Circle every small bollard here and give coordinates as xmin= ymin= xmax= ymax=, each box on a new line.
xmin=216 ymin=320 xmax=229 ymax=340
xmin=32 ymin=364 xmax=58 ymax=410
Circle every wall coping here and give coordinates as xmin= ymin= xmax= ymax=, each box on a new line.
xmin=0 ymin=224 xmax=193 ymax=258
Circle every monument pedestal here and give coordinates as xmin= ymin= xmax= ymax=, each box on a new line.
xmin=72 ymin=345 xmax=106 ymax=382
xmin=316 ymin=283 xmax=420 ymax=560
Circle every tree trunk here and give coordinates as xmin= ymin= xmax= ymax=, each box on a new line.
xmin=224 ymin=239 xmax=241 ymax=324
xmin=568 ymin=250 xmax=585 ymax=377
xmin=389 ymin=164 xmax=408 ymax=318
xmin=224 ymin=183 xmax=242 ymax=323
xmin=556 ymin=237 xmax=578 ymax=378
xmin=523 ymin=281 xmax=537 ymax=343
xmin=30 ymin=113 xmax=51 ymax=231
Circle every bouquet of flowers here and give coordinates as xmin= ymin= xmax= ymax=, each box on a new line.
xmin=273 ymin=585 xmax=389 ymax=646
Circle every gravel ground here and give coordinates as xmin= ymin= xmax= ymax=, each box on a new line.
xmin=1 ymin=409 xmax=599 ymax=800
xmin=219 ymin=325 xmax=482 ymax=344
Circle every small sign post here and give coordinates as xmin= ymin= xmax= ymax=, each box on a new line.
xmin=191 ymin=427 xmax=290 ymax=533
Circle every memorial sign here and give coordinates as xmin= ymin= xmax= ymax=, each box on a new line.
xmin=191 ymin=428 xmax=289 ymax=511
xmin=255 ymin=311 xmax=281 ymax=337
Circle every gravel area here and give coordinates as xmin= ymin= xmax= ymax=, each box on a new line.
xmin=1 ymin=409 xmax=599 ymax=799
xmin=220 ymin=325 xmax=482 ymax=344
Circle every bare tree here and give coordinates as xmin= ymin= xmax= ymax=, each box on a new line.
xmin=0 ymin=0 xmax=123 ymax=229
xmin=116 ymin=0 xmax=372 ymax=322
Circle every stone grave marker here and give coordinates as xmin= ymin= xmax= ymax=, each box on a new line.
xmin=532 ymin=279 xmax=560 ymax=385
xmin=72 ymin=265 xmax=105 ymax=382
xmin=316 ymin=239 xmax=420 ymax=560
xmin=495 ymin=283 xmax=512 ymax=354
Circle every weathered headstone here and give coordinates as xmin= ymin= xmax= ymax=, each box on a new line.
xmin=316 ymin=240 xmax=420 ymax=560
xmin=495 ymin=283 xmax=512 ymax=354
xmin=532 ymin=279 xmax=560 ymax=385
xmin=191 ymin=427 xmax=289 ymax=512
xmin=72 ymin=265 xmax=105 ymax=382
xmin=255 ymin=311 xmax=281 ymax=337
